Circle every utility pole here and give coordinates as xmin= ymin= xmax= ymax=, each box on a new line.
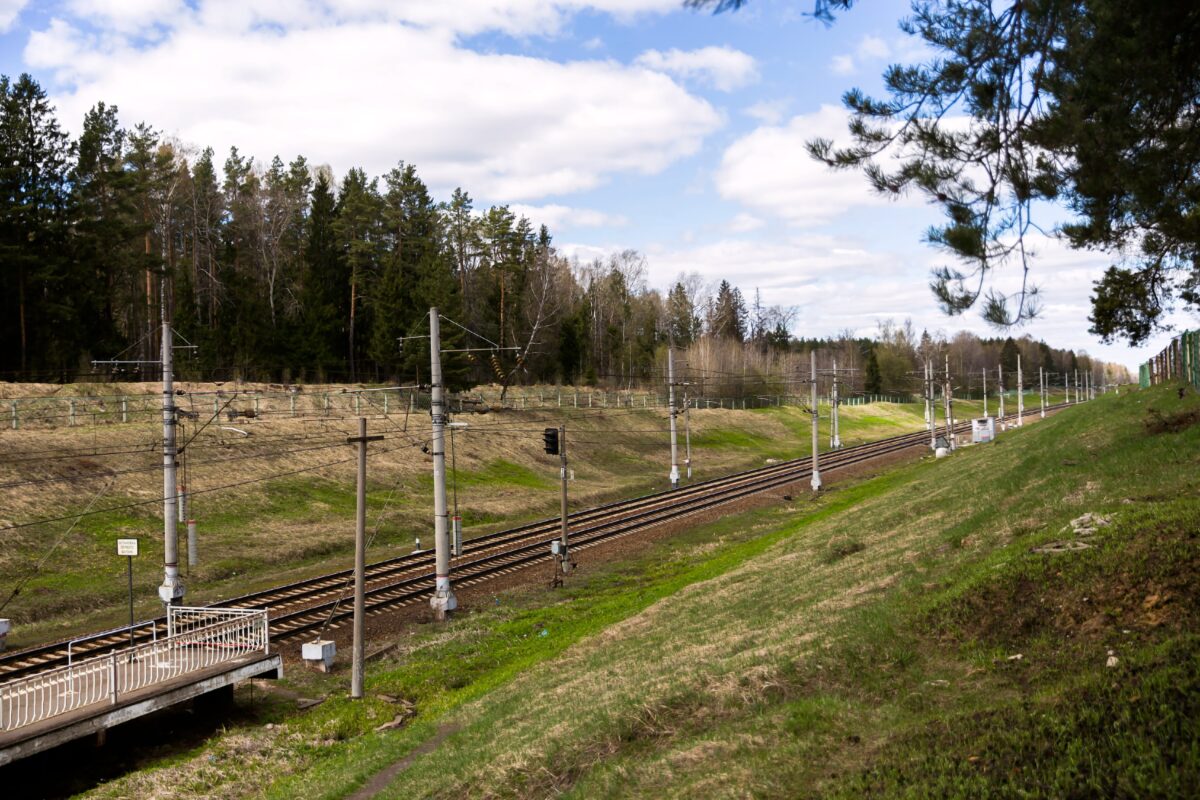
xmin=927 ymin=359 xmax=937 ymax=451
xmin=428 ymin=308 xmax=456 ymax=620
xmin=923 ymin=359 xmax=930 ymax=427
xmin=1017 ymin=354 xmax=1024 ymax=426
xmin=830 ymin=359 xmax=841 ymax=450
xmin=810 ymin=350 xmax=821 ymax=491
xmin=683 ymin=388 xmax=692 ymax=481
xmin=348 ymin=418 xmax=381 ymax=699
xmin=1039 ymin=367 xmax=1046 ymax=418
xmin=998 ymin=365 xmax=1006 ymax=430
xmin=944 ymin=354 xmax=955 ymax=450
xmin=157 ymin=277 xmax=184 ymax=608
xmin=667 ymin=346 xmax=680 ymax=489
xmin=982 ymin=367 xmax=988 ymax=418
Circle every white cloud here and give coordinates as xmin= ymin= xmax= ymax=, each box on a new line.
xmin=829 ymin=54 xmax=855 ymax=75
xmin=0 ymin=0 xmax=28 ymax=32
xmin=856 ymin=35 xmax=890 ymax=60
xmin=54 ymin=1 xmax=680 ymax=40
xmin=635 ymin=46 xmax=758 ymax=91
xmin=743 ymin=99 xmax=786 ymax=124
xmin=828 ymin=33 xmax=931 ymax=76
xmin=66 ymin=0 xmax=186 ymax=33
xmin=31 ymin=9 xmax=721 ymax=202
xmin=508 ymin=204 xmax=629 ymax=230
xmin=728 ymin=212 xmax=764 ymax=233
xmin=717 ymin=104 xmax=922 ymax=227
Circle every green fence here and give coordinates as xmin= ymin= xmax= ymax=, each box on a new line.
xmin=1140 ymin=329 xmax=1200 ymax=389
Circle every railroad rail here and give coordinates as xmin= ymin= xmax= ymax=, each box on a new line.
xmin=0 ymin=404 xmax=1064 ymax=680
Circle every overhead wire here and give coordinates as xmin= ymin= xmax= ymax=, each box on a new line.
xmin=0 ymin=438 xmax=429 ymax=537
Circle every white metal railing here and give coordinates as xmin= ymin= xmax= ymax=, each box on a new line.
xmin=0 ymin=607 xmax=268 ymax=733
xmin=67 ymin=619 xmax=159 ymax=667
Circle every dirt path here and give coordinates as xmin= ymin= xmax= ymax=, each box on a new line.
xmin=345 ymin=723 xmax=461 ymax=800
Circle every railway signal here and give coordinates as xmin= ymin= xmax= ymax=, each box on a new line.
xmin=543 ymin=427 xmax=560 ymax=455
xmin=550 ymin=424 xmax=575 ymax=586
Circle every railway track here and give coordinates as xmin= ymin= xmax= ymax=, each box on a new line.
xmin=0 ymin=404 xmax=1065 ymax=681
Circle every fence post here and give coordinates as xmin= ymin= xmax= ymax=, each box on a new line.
xmin=69 ymin=399 xmax=76 ymax=427
xmin=121 ymin=397 xmax=128 ymax=423
xmin=109 ymin=653 xmax=119 ymax=705
xmin=10 ymin=401 xmax=16 ymax=430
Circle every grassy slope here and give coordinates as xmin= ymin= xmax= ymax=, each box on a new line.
xmin=74 ymin=385 xmax=1196 ymax=799
xmin=0 ymin=389 xmax=986 ymax=645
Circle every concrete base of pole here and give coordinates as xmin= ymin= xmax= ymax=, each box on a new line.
xmin=157 ymin=568 xmax=185 ymax=605
xmin=810 ymin=472 xmax=822 ymax=492
xmin=430 ymin=576 xmax=457 ymax=620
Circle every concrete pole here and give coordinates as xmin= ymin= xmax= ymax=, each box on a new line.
xmin=667 ymin=347 xmax=679 ymax=489
xmin=429 ymin=309 xmax=457 ymax=619
xmin=158 ymin=277 xmax=184 ymax=608
xmin=1040 ymin=367 xmax=1046 ymax=417
xmin=831 ymin=359 xmax=841 ymax=450
xmin=944 ymin=354 xmax=954 ymax=450
xmin=351 ymin=417 xmax=368 ymax=699
xmin=187 ymin=519 xmax=198 ymax=569
xmin=998 ymin=366 xmax=1005 ymax=430
xmin=810 ymin=350 xmax=821 ymax=491
xmin=1017 ymin=354 xmax=1024 ymax=426
xmin=923 ymin=361 xmax=931 ymax=427
xmin=683 ymin=389 xmax=692 ymax=480
xmin=928 ymin=359 xmax=936 ymax=451
xmin=982 ymin=367 xmax=988 ymax=418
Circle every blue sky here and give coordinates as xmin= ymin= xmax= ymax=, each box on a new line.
xmin=2 ymin=0 xmax=1185 ymax=370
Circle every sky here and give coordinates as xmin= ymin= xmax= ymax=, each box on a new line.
xmin=1 ymin=0 xmax=1189 ymax=371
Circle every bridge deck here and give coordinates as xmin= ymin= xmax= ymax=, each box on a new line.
xmin=0 ymin=650 xmax=281 ymax=766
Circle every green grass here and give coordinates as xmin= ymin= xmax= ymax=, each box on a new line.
xmin=75 ymin=385 xmax=1199 ymax=798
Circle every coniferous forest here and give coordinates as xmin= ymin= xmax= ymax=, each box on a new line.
xmin=0 ymin=73 xmax=1128 ymax=393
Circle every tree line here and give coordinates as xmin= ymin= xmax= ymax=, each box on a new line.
xmin=0 ymin=72 xmax=1127 ymax=395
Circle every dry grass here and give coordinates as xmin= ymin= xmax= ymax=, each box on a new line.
xmin=0 ymin=382 xmax=933 ymax=643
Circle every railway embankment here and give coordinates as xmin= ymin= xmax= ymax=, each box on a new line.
xmin=0 ymin=384 xmax=968 ymax=647
xmin=42 ymin=382 xmax=1196 ymax=799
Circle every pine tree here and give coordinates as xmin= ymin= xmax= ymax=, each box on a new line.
xmin=0 ymin=74 xmax=73 ymax=375
xmin=334 ymin=167 xmax=383 ymax=382
xmin=863 ymin=346 xmax=882 ymax=394
xmin=299 ymin=168 xmax=345 ymax=379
